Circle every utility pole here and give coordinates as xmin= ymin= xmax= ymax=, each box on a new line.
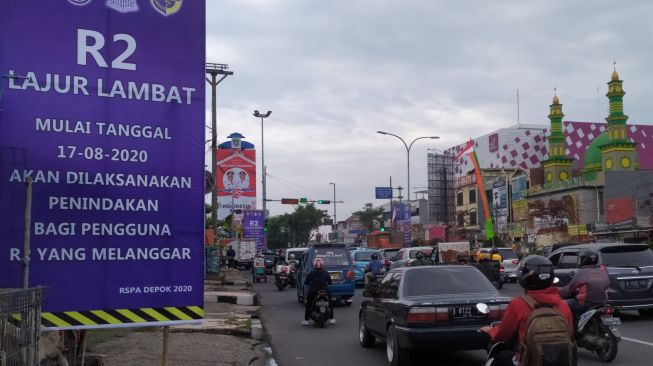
xmin=206 ymin=63 xmax=233 ymax=248
xmin=329 ymin=182 xmax=337 ymax=242
xmin=253 ymin=110 xmax=271 ymax=247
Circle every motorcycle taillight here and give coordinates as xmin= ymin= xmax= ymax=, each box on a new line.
xmin=601 ymin=307 xmax=614 ymax=316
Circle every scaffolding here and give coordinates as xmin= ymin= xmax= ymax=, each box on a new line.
xmin=0 ymin=287 xmax=44 ymax=366
xmin=427 ymin=153 xmax=455 ymax=226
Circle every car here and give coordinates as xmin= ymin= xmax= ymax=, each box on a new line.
xmin=379 ymin=248 xmax=400 ymax=269
xmin=351 ymin=248 xmax=384 ymax=286
xmin=262 ymin=252 xmax=278 ymax=274
xmin=284 ymin=247 xmax=307 ymax=264
xmin=297 ymin=243 xmax=356 ymax=305
xmin=549 ymin=243 xmax=653 ymax=317
xmin=358 ymin=265 xmax=511 ymax=366
xmin=389 ymin=246 xmax=433 ymax=269
xmin=496 ymin=248 xmax=520 ymax=282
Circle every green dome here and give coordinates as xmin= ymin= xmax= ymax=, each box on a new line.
xmin=583 ymin=131 xmax=609 ymax=180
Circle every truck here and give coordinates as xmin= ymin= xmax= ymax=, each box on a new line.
xmin=220 ymin=239 xmax=257 ymax=268
xmin=432 ymin=241 xmax=470 ymax=264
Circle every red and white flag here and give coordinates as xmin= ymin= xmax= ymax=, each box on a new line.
xmin=454 ymin=140 xmax=474 ymax=161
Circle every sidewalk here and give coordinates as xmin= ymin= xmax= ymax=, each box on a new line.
xmin=87 ymin=269 xmax=271 ymax=366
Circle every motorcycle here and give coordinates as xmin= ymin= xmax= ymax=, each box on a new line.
xmin=275 ymin=266 xmax=290 ymax=291
xmin=575 ymin=304 xmax=621 ymax=362
xmin=309 ymin=290 xmax=332 ymax=328
xmin=288 ymin=269 xmax=297 ymax=288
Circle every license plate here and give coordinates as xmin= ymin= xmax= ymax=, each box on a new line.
xmin=315 ymin=301 xmax=329 ymax=307
xmin=624 ymin=279 xmax=650 ymax=290
xmin=453 ymin=306 xmax=482 ymax=320
xmin=329 ymin=272 xmax=342 ymax=280
xmin=601 ymin=316 xmax=621 ymax=326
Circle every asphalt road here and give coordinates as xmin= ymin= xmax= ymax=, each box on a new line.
xmin=256 ymin=275 xmax=653 ymax=366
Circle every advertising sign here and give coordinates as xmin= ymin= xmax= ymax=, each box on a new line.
xmin=402 ymin=204 xmax=411 ymax=247
xmin=488 ymin=133 xmax=499 ymax=153
xmin=243 ymin=210 xmax=265 ymax=252
xmin=606 ymin=196 xmax=635 ymax=225
xmin=0 ymin=1 xmax=205 ymax=329
xmin=511 ymin=175 xmax=528 ymax=201
xmin=492 ymin=181 xmax=508 ymax=234
xmin=217 ymin=149 xmax=257 ymax=219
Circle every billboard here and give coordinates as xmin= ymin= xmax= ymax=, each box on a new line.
xmin=606 ymin=196 xmax=635 ymax=225
xmin=216 ymin=149 xmax=257 ymax=220
xmin=0 ymin=1 xmax=205 ymax=329
xmin=492 ymin=181 xmax=508 ymax=234
xmin=243 ymin=210 xmax=265 ymax=252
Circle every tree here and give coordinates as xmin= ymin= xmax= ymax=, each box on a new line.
xmin=265 ymin=204 xmax=328 ymax=249
xmin=355 ymin=203 xmax=384 ymax=233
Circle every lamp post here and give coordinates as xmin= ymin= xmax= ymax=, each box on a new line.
xmin=376 ymin=131 xmax=440 ymax=203
xmin=253 ymin=110 xmax=271 ymax=246
xmin=329 ymin=182 xmax=337 ymax=242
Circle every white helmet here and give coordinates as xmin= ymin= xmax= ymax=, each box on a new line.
xmin=289 ymin=254 xmax=296 ymax=260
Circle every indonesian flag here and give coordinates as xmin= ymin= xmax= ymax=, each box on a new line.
xmin=454 ymin=140 xmax=475 ymax=162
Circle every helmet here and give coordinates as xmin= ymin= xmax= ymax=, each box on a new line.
xmin=518 ymin=255 xmax=554 ymax=290
xmin=312 ymin=257 xmax=324 ymax=269
xmin=579 ymin=250 xmax=600 ymax=267
xmin=289 ymin=254 xmax=296 ymax=260
xmin=415 ymin=251 xmax=424 ymax=259
xmin=371 ymin=253 xmax=379 ymax=260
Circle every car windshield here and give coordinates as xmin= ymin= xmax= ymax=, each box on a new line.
xmin=264 ymin=254 xmax=276 ymax=261
xmin=600 ymin=246 xmax=653 ymax=267
xmin=404 ymin=267 xmax=497 ymax=297
xmin=409 ymin=249 xmax=431 ymax=259
xmin=313 ymin=247 xmax=351 ymax=266
xmin=497 ymin=249 xmax=517 ymax=259
xmin=354 ymin=251 xmax=379 ymax=261
xmin=383 ymin=249 xmax=399 ymax=258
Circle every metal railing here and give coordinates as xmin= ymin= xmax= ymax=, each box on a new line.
xmin=0 ymin=287 xmax=44 ymax=366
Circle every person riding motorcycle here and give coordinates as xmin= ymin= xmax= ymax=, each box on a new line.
xmin=411 ymin=251 xmax=432 ymax=266
xmin=302 ymin=257 xmax=335 ymax=326
xmin=287 ymin=253 xmax=299 ymax=272
xmin=480 ymin=255 xmax=574 ymax=366
xmin=364 ymin=253 xmax=384 ymax=286
xmin=559 ymin=250 xmax=610 ymax=321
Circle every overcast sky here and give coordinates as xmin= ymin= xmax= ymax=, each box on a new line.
xmin=205 ymin=0 xmax=653 ymax=226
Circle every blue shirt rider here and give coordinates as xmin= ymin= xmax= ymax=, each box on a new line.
xmin=364 ymin=253 xmax=384 ymax=286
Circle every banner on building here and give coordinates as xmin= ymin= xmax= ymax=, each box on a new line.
xmin=492 ymin=181 xmax=508 ymax=234
xmin=0 ymin=1 xmax=205 ymax=329
xmin=606 ymin=196 xmax=634 ymax=225
xmin=216 ymin=149 xmax=257 ymax=219
xmin=512 ymin=200 xmax=529 ymax=221
xmin=511 ymin=175 xmax=528 ymax=201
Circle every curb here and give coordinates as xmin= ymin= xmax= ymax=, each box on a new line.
xmin=205 ymin=291 xmax=257 ymax=306
xmin=205 ymin=279 xmax=250 ymax=287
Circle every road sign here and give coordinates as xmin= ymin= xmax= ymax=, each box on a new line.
xmin=375 ymin=187 xmax=393 ymax=199
xmin=349 ymin=229 xmax=367 ymax=235
xmin=281 ymin=198 xmax=299 ymax=204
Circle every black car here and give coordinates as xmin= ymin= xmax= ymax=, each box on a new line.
xmin=262 ymin=252 xmax=278 ymax=274
xmin=358 ymin=266 xmax=511 ymax=366
xmin=549 ymin=243 xmax=653 ymax=316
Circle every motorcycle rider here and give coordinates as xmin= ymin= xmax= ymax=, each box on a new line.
xmin=287 ymin=253 xmax=299 ymax=286
xmin=480 ymin=255 xmax=574 ymax=366
xmin=411 ymin=251 xmax=432 ymax=266
xmin=364 ymin=253 xmax=384 ymax=286
xmin=559 ymin=250 xmax=610 ymax=324
xmin=302 ymin=257 xmax=335 ymax=326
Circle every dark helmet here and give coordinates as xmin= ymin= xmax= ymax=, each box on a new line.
xmin=579 ymin=250 xmax=600 ymax=267
xmin=415 ymin=251 xmax=424 ymax=259
xmin=519 ymin=255 xmax=554 ymax=291
xmin=371 ymin=253 xmax=379 ymax=260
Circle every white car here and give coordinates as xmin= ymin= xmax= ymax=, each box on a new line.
xmin=389 ymin=246 xmax=433 ymax=269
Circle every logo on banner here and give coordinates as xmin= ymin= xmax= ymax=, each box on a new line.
xmin=106 ymin=0 xmax=139 ymax=13
xmin=68 ymin=0 xmax=92 ymax=6
xmin=151 ymin=0 xmax=183 ymax=16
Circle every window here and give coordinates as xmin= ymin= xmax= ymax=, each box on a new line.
xmin=469 ymin=189 xmax=476 ymax=204
xmin=395 ymin=251 xmax=404 ymax=260
xmin=558 ymin=251 xmax=579 ymax=269
xmin=469 ymin=211 xmax=477 ymax=226
xmin=312 ymin=247 xmax=351 ymax=266
xmin=457 ymin=213 xmax=465 ymax=227
xmin=385 ymin=272 xmax=402 ymax=299
xmin=549 ymin=253 xmax=561 ymax=266
xmin=457 ymin=191 xmax=464 ymax=206
xmin=403 ymin=267 xmax=496 ymax=297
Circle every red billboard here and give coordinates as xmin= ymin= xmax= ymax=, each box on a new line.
xmin=606 ymin=196 xmax=634 ymax=224
xmin=216 ymin=149 xmax=257 ymax=219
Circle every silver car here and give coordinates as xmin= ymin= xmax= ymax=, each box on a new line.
xmin=497 ymin=248 xmax=520 ymax=283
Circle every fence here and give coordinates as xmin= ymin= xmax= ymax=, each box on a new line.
xmin=0 ymin=287 xmax=44 ymax=366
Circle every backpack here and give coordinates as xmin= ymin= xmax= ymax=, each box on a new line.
xmin=519 ymin=295 xmax=576 ymax=366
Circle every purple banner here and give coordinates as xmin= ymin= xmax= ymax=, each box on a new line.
xmin=0 ymin=1 xmax=205 ymax=329
xmin=243 ymin=210 xmax=265 ymax=252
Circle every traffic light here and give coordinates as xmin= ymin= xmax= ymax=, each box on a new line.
xmin=299 ymin=197 xmax=308 ymax=203
xmin=380 ymin=227 xmax=385 ymax=232
xmin=317 ymin=200 xmax=331 ymax=204
xmin=264 ymin=219 xmax=269 ymax=232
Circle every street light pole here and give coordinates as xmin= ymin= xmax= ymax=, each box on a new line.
xmin=329 ymin=182 xmax=337 ymax=242
xmin=376 ymin=131 xmax=440 ymax=205
xmin=253 ymin=110 xmax=271 ymax=246
xmin=206 ymin=63 xmax=233 ymax=247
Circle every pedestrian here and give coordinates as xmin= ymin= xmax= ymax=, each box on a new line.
xmin=226 ymin=245 xmax=236 ymax=268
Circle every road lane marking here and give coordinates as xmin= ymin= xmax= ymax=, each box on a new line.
xmin=622 ymin=336 xmax=653 ymax=348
